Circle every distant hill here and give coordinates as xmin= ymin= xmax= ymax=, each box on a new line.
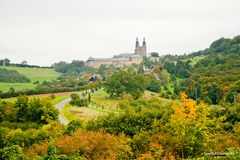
xmin=209 ymin=35 xmax=240 ymax=54
xmin=171 ymin=35 xmax=240 ymax=104
xmin=0 ymin=68 xmax=30 ymax=83
xmin=191 ymin=35 xmax=240 ymax=56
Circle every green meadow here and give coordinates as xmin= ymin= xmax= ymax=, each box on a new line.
xmin=0 ymin=66 xmax=61 ymax=92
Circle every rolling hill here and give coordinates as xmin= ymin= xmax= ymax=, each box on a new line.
xmin=0 ymin=66 xmax=61 ymax=92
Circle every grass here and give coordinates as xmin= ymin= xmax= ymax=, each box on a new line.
xmin=160 ymin=84 xmax=174 ymax=94
xmin=61 ymin=103 xmax=105 ymax=121
xmin=1 ymin=91 xmax=80 ymax=105
xmin=61 ymin=89 xmax=123 ymax=122
xmin=0 ymin=66 xmax=60 ymax=92
xmin=51 ymin=96 xmax=69 ymax=105
xmin=1 ymin=95 xmax=68 ymax=105
xmin=62 ymin=103 xmax=79 ymax=121
xmin=143 ymin=90 xmax=171 ymax=104
xmin=182 ymin=55 xmax=206 ymax=66
xmin=90 ymin=89 xmax=171 ymax=110
xmin=0 ymin=66 xmax=60 ymax=82
xmin=90 ymin=89 xmax=123 ymax=111
xmin=62 ymin=89 xmax=172 ymax=122
xmin=0 ymin=83 xmax=36 ymax=92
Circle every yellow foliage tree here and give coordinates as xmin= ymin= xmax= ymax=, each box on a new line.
xmin=169 ymin=92 xmax=210 ymax=158
xmin=170 ymin=92 xmax=197 ymax=123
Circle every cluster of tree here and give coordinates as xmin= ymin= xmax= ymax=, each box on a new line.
xmin=0 ymin=58 xmax=52 ymax=68
xmin=174 ymin=53 xmax=240 ymax=104
xmin=0 ymin=77 xmax=97 ymax=99
xmin=209 ymin=35 xmax=240 ymax=55
xmin=155 ymin=35 xmax=240 ymax=104
xmin=105 ymin=69 xmax=146 ymax=99
xmin=104 ymin=68 xmax=176 ymax=100
xmin=163 ymin=60 xmax=191 ymax=78
xmin=146 ymin=78 xmax=161 ymax=93
xmin=70 ymin=93 xmax=90 ymax=107
xmin=0 ymin=58 xmax=10 ymax=66
xmin=0 ymin=121 xmax=63 ymax=150
xmin=0 ymin=96 xmax=58 ymax=124
xmin=86 ymin=93 xmax=240 ymax=159
xmin=0 ymin=96 xmax=61 ymax=151
xmin=142 ymin=56 xmax=159 ymax=68
xmin=150 ymin=52 xmax=159 ymax=57
xmin=52 ymin=60 xmax=96 ymax=76
xmin=0 ymin=68 xmax=30 ymax=83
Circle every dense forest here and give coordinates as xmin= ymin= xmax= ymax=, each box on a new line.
xmin=176 ymin=36 xmax=240 ymax=104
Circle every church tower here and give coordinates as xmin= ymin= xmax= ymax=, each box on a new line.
xmin=135 ymin=37 xmax=147 ymax=57
xmin=136 ymin=37 xmax=139 ymax=48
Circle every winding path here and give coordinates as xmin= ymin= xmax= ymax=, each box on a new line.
xmin=55 ymin=90 xmax=92 ymax=125
xmin=55 ymin=97 xmax=71 ymax=125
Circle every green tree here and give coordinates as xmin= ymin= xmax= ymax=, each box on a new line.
xmin=105 ymin=69 xmax=146 ymax=99
xmin=15 ymin=96 xmax=58 ymax=123
xmin=164 ymin=61 xmax=175 ymax=74
xmin=70 ymin=93 xmax=88 ymax=107
xmin=66 ymin=120 xmax=83 ymax=135
xmin=146 ymin=79 xmax=161 ymax=93
xmin=159 ymin=69 xmax=170 ymax=83
xmin=0 ymin=145 xmax=25 ymax=160
xmin=151 ymin=52 xmax=159 ymax=57
xmin=43 ymin=146 xmax=57 ymax=160
xmin=15 ymin=95 xmax=29 ymax=121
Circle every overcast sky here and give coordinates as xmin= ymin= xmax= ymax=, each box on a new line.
xmin=0 ymin=0 xmax=239 ymax=66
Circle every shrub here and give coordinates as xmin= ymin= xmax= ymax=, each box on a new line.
xmin=55 ymin=130 xmax=131 ymax=160
xmin=70 ymin=93 xmax=88 ymax=107
xmin=0 ymin=145 xmax=25 ymax=160
xmin=65 ymin=120 xmax=83 ymax=135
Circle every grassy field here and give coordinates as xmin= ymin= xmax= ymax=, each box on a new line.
xmin=2 ymin=95 xmax=68 ymax=105
xmin=61 ymin=103 xmax=105 ymax=121
xmin=0 ymin=66 xmax=60 ymax=92
xmin=0 ymin=83 xmax=36 ymax=92
xmin=61 ymin=89 xmax=172 ymax=122
xmin=61 ymin=89 xmax=123 ymax=122
xmin=90 ymin=89 xmax=123 ymax=111
xmin=90 ymin=89 xmax=171 ymax=110
xmin=143 ymin=90 xmax=171 ymax=104
xmin=1 ymin=91 xmax=82 ymax=104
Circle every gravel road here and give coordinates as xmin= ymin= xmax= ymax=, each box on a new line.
xmin=55 ymin=97 xmax=71 ymax=125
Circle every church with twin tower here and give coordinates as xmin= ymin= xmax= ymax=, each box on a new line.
xmin=86 ymin=38 xmax=148 ymax=68
xmin=135 ymin=37 xmax=147 ymax=56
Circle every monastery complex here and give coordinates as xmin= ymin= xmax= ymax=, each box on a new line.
xmin=86 ymin=38 xmax=158 ymax=68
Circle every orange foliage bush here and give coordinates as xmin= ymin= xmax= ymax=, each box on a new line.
xmin=24 ymin=141 xmax=49 ymax=157
xmin=214 ymin=133 xmax=240 ymax=152
xmin=55 ymin=130 xmax=131 ymax=160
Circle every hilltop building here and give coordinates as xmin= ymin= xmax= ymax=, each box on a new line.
xmin=86 ymin=38 xmax=148 ymax=68
xmin=135 ymin=37 xmax=147 ymax=56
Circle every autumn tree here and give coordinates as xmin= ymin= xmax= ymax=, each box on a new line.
xmin=167 ymin=92 xmax=210 ymax=158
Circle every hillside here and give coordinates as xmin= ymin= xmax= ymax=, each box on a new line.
xmin=0 ymin=68 xmax=30 ymax=83
xmin=183 ymin=36 xmax=240 ymax=104
xmin=0 ymin=67 xmax=61 ymax=92
xmin=160 ymin=35 xmax=240 ymax=104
